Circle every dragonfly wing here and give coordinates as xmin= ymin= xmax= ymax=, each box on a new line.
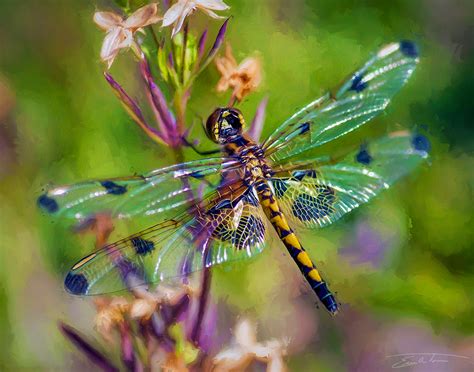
xmin=38 ymin=157 xmax=240 ymax=223
xmin=65 ymin=187 xmax=270 ymax=295
xmin=263 ymin=41 xmax=419 ymax=163
xmin=269 ymin=131 xmax=429 ymax=229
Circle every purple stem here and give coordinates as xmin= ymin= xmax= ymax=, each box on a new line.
xmin=168 ymin=294 xmax=191 ymax=324
xmin=144 ymin=88 xmax=171 ymax=144
xmin=119 ymin=322 xmax=136 ymax=371
xmin=198 ymin=18 xmax=229 ymax=73
xmin=104 ymin=72 xmax=166 ymax=143
xmin=168 ymin=51 xmax=175 ymax=69
xmin=197 ymin=28 xmax=208 ymax=63
xmin=139 ymin=59 xmax=178 ymax=144
xmin=206 ymin=18 xmax=230 ymax=60
xmin=190 ymin=267 xmax=212 ymax=346
xmin=59 ymin=322 xmax=119 ymax=372
xmin=150 ymin=313 xmax=175 ymax=352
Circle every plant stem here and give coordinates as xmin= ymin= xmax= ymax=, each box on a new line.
xmin=191 ymin=267 xmax=212 ymax=346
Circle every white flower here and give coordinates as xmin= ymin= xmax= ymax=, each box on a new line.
xmin=162 ymin=0 xmax=229 ymax=38
xmin=213 ymin=319 xmax=289 ymax=372
xmin=94 ymin=3 xmax=162 ymax=68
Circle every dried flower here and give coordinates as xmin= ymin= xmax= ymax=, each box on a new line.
xmin=213 ymin=319 xmax=288 ymax=372
xmin=162 ymin=0 xmax=230 ymax=38
xmin=216 ymin=44 xmax=262 ymax=102
xmin=94 ymin=3 xmax=162 ymax=68
xmin=130 ymin=297 xmax=158 ymax=320
xmin=130 ymin=284 xmax=193 ymax=320
xmin=94 ymin=297 xmax=131 ymax=342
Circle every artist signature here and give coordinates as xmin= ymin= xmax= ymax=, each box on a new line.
xmin=386 ymin=353 xmax=471 ymax=369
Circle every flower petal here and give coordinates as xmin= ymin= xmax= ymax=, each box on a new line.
xmin=124 ymin=3 xmax=160 ymax=30
xmin=117 ymin=29 xmax=134 ymax=49
xmin=216 ymin=78 xmax=230 ymax=92
xmin=196 ymin=0 xmax=230 ymax=11
xmin=130 ymin=299 xmax=157 ymax=319
xmin=93 ymin=11 xmax=123 ymax=30
xmin=162 ymin=0 xmax=188 ymax=27
xmin=267 ymin=355 xmax=287 ymax=372
xmin=170 ymin=4 xmax=193 ymax=38
xmin=200 ymin=8 xmax=224 ymax=19
xmin=100 ymin=27 xmax=123 ymax=61
xmin=235 ymin=319 xmax=257 ymax=348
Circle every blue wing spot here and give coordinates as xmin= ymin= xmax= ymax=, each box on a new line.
xmin=189 ymin=171 xmax=205 ymax=179
xmin=272 ymin=178 xmax=289 ymax=198
xmin=297 ymin=122 xmax=310 ymax=135
xmin=37 ymin=194 xmax=59 ymax=213
xmin=292 ymin=188 xmax=335 ymax=221
xmin=101 ymin=181 xmax=127 ymax=195
xmin=64 ymin=273 xmax=89 ymax=295
xmin=412 ymin=134 xmax=430 ymax=152
xmin=350 ymin=74 xmax=368 ymax=92
xmin=356 ymin=147 xmax=373 ymax=165
xmin=400 ymin=40 xmax=419 ymax=58
xmin=131 ymin=237 xmax=155 ymax=255
xmin=292 ymin=170 xmax=317 ymax=181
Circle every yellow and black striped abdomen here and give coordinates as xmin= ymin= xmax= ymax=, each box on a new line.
xmin=256 ymin=180 xmax=338 ymax=315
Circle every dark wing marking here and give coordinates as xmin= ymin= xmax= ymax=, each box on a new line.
xmin=37 ymin=157 xmax=241 ymax=223
xmin=269 ymin=131 xmax=429 ymax=229
xmin=262 ymin=41 xmax=419 ymax=163
xmin=64 ymin=186 xmax=270 ymax=295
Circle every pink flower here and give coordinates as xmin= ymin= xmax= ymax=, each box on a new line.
xmin=93 ymin=3 xmax=162 ymax=68
xmin=213 ymin=319 xmax=288 ymax=371
xmin=162 ymin=0 xmax=230 ymax=38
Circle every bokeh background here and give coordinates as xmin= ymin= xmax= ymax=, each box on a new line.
xmin=0 ymin=0 xmax=473 ymax=370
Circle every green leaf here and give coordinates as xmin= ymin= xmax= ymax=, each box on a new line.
xmin=157 ymin=45 xmax=169 ymax=83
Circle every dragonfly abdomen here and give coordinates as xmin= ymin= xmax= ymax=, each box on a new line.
xmin=256 ymin=180 xmax=339 ymax=315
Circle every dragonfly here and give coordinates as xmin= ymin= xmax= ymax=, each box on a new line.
xmin=38 ymin=40 xmax=429 ymax=315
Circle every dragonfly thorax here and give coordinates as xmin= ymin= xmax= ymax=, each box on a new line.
xmin=237 ymin=145 xmax=273 ymax=184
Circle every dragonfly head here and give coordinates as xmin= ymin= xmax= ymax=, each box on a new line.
xmin=206 ymin=107 xmax=245 ymax=144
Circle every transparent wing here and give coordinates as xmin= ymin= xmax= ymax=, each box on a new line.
xmin=64 ymin=186 xmax=270 ymax=295
xmin=262 ymin=41 xmax=419 ymax=163
xmin=269 ymin=132 xmax=429 ymax=229
xmin=38 ymin=157 xmax=240 ymax=223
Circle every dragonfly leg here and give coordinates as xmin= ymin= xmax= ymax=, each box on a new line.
xmin=181 ymin=136 xmax=221 ymax=156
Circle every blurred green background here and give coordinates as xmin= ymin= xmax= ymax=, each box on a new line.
xmin=0 ymin=0 xmax=473 ymax=370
